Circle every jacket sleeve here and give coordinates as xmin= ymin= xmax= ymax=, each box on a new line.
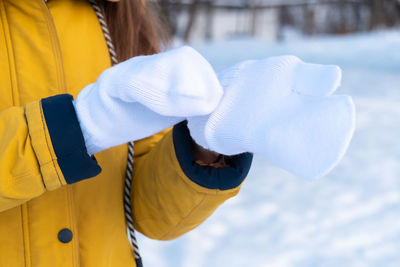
xmin=0 ymin=94 xmax=101 ymax=212
xmin=132 ymin=121 xmax=253 ymax=240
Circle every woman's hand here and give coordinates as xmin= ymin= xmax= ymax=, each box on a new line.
xmin=188 ymin=56 xmax=356 ymax=179
xmin=74 ymin=46 xmax=223 ymax=155
xmin=192 ymin=143 xmax=220 ymax=164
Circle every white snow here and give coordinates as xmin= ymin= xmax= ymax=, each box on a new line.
xmin=137 ymin=30 xmax=400 ymax=267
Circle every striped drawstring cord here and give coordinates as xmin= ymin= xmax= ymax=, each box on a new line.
xmin=88 ymin=1 xmax=143 ymax=267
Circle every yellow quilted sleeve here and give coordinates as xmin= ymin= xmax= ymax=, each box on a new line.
xmin=0 ymin=94 xmax=101 ymax=212
xmin=132 ymin=121 xmax=253 ymax=240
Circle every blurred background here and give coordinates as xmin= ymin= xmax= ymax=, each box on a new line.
xmin=154 ymin=0 xmax=400 ymax=42
xmin=138 ymin=1 xmax=400 ymax=266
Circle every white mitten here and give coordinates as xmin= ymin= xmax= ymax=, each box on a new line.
xmin=188 ymin=56 xmax=355 ymax=179
xmin=74 ymin=46 xmax=223 ymax=155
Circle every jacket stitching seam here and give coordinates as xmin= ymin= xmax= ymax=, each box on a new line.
xmin=25 ymin=205 xmax=32 ymax=267
xmin=159 ymin=195 xmax=208 ymax=240
xmin=19 ymin=207 xmax=27 ymax=267
xmin=0 ymin=1 xmax=20 ymax=106
xmin=38 ymin=0 xmax=67 ymax=94
xmin=24 ymin=111 xmax=47 ymax=187
xmin=65 ymin=187 xmax=78 ymax=267
xmin=20 ymin=204 xmax=32 ymax=267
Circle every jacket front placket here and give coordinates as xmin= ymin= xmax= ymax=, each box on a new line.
xmin=0 ymin=0 xmax=79 ymax=266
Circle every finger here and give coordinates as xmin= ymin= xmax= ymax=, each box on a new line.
xmin=293 ymin=61 xmax=342 ymax=97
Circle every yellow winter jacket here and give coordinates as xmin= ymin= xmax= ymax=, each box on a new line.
xmin=0 ymin=0 xmax=252 ymax=266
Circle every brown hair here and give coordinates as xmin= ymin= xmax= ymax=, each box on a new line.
xmin=99 ymin=0 xmax=169 ymax=62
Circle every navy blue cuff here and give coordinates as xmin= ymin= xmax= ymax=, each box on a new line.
xmin=173 ymin=121 xmax=253 ymax=190
xmin=41 ymin=94 xmax=102 ymax=184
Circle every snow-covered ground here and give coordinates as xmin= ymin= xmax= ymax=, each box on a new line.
xmin=137 ymin=31 xmax=400 ymax=267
